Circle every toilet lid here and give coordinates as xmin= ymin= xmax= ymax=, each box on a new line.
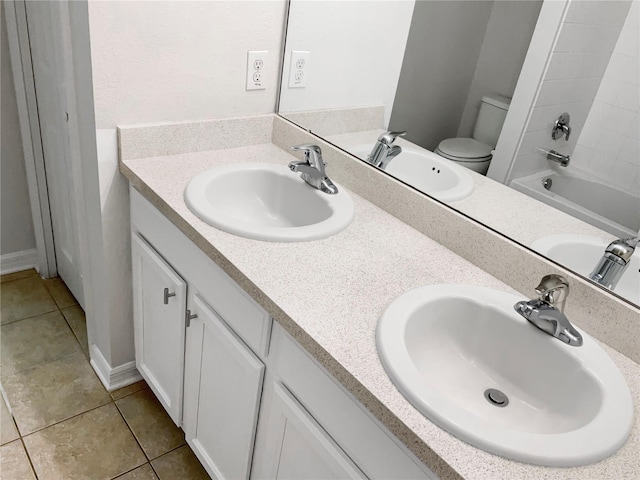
xmin=437 ymin=138 xmax=493 ymax=161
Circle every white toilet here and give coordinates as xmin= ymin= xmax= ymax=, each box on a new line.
xmin=435 ymin=94 xmax=511 ymax=175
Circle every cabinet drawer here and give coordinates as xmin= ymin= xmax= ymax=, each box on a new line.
xmin=270 ymin=324 xmax=438 ymax=480
xmin=130 ymin=187 xmax=271 ymax=357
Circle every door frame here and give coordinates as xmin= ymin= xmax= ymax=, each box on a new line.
xmin=4 ymin=0 xmax=104 ymax=362
xmin=4 ymin=0 xmax=57 ymax=278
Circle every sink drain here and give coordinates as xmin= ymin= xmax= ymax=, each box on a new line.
xmin=484 ymin=388 xmax=509 ymax=407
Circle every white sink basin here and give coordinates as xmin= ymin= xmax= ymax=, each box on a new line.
xmin=349 ymin=145 xmax=473 ymax=202
xmin=532 ymin=234 xmax=639 ymax=305
xmin=184 ymin=163 xmax=354 ymax=242
xmin=376 ymin=284 xmax=633 ymax=466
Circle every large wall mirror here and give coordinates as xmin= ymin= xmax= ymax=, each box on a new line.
xmin=278 ymin=0 xmax=639 ymax=307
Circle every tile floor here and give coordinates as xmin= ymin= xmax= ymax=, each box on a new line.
xmin=0 ymin=269 xmax=210 ymax=479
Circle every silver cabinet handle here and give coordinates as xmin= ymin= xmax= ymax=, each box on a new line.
xmin=163 ymin=288 xmax=176 ymax=304
xmin=185 ymin=309 xmax=198 ymax=327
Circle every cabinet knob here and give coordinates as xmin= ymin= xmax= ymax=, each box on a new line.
xmin=164 ymin=288 xmax=177 ymax=304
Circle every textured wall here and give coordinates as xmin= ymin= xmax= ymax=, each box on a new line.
xmin=88 ymin=0 xmax=287 ymax=128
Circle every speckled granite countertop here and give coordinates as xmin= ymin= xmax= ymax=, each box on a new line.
xmin=326 ymin=129 xmax=617 ymax=246
xmin=120 ymin=142 xmax=640 ymax=480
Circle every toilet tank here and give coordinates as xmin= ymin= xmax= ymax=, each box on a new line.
xmin=473 ymin=94 xmax=511 ymax=147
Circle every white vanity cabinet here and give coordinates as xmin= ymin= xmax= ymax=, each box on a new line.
xmin=183 ymin=291 xmax=265 ymax=480
xmin=129 ymin=186 xmax=437 ymax=480
xmin=131 ymin=233 xmax=187 ymax=425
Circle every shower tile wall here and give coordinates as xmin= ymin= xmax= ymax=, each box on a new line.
xmin=509 ymin=0 xmax=633 ymax=180
xmin=573 ymin=0 xmax=639 ymax=195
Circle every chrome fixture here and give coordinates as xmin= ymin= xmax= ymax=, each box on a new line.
xmin=541 ymin=177 xmax=552 ymax=190
xmin=289 ymin=144 xmax=338 ymax=195
xmin=542 ymin=149 xmax=570 ymax=167
xmin=589 ymin=236 xmax=639 ymax=290
xmin=551 ymin=112 xmax=571 ymax=141
xmin=514 ymin=274 xmax=583 ymax=347
xmin=366 ymin=131 xmax=406 ymax=169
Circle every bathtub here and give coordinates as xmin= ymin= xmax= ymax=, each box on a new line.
xmin=511 ymin=170 xmax=639 ymax=238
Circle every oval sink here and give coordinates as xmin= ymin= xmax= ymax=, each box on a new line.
xmin=376 ymin=284 xmax=633 ymax=466
xmin=349 ymin=145 xmax=473 ymax=202
xmin=184 ymin=163 xmax=354 ymax=242
xmin=532 ymin=234 xmax=640 ymax=305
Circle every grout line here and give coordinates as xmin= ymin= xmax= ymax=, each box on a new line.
xmin=18 ymin=435 xmax=39 ymax=479
xmin=0 ymin=307 xmax=60 ymax=327
xmin=20 ymin=400 xmax=114 ymax=438
xmin=113 ymin=400 xmax=153 ymax=462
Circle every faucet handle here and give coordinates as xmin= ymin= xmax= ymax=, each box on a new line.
xmin=535 ymin=274 xmax=569 ymax=312
xmin=377 ymin=131 xmax=407 ymax=145
xmin=290 ymin=144 xmax=325 ymax=170
xmin=291 ymin=144 xmax=322 ymax=155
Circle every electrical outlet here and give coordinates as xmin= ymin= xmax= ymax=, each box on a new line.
xmin=247 ymin=50 xmax=268 ymax=91
xmin=288 ymin=50 xmax=310 ymax=88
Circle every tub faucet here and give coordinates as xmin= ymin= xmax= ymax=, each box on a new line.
xmin=289 ymin=144 xmax=338 ymax=195
xmin=514 ymin=274 xmax=583 ymax=347
xmin=589 ymin=236 xmax=638 ymax=290
xmin=366 ymin=131 xmax=406 ymax=170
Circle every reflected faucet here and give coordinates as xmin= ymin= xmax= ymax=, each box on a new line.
xmin=366 ymin=131 xmax=406 ymax=170
xmin=514 ymin=274 xmax=583 ymax=347
xmin=289 ymin=144 xmax=339 ymax=195
xmin=589 ymin=236 xmax=639 ymax=290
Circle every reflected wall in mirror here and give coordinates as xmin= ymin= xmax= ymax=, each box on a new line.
xmin=278 ymin=0 xmax=639 ymax=307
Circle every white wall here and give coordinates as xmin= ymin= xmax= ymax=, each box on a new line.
xmin=572 ymin=0 xmax=639 ymax=195
xmin=279 ymin=0 xmax=415 ymax=127
xmin=86 ymin=0 xmax=287 ymax=374
xmin=1 ymin=3 xmax=36 ymax=257
xmin=89 ymin=0 xmax=286 ymax=128
xmin=506 ymin=0 xmax=631 ymax=181
xmin=457 ymin=0 xmax=542 ymax=139
xmin=389 ymin=0 xmax=495 ymax=151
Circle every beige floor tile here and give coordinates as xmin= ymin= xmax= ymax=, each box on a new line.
xmin=0 ymin=275 xmax=57 ymax=325
xmin=116 ymin=389 xmax=185 ymax=460
xmin=61 ymin=305 xmax=89 ymax=354
xmin=151 ymin=445 xmax=210 ymax=480
xmin=111 ymin=380 xmax=149 ymax=401
xmin=114 ymin=463 xmax=159 ymax=480
xmin=1 ymin=311 xmax=81 ymax=377
xmin=0 ymin=268 xmax=37 ymax=284
xmin=3 ymin=351 xmax=111 ymax=435
xmin=0 ymin=394 xmax=19 ymax=445
xmin=42 ymin=277 xmax=77 ymax=309
xmin=0 ymin=440 xmax=36 ymax=480
xmin=23 ymin=403 xmax=146 ymax=480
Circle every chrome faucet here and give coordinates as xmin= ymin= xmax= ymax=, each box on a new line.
xmin=366 ymin=131 xmax=406 ymax=169
xmin=514 ymin=274 xmax=583 ymax=347
xmin=289 ymin=144 xmax=338 ymax=195
xmin=589 ymin=236 xmax=639 ymax=290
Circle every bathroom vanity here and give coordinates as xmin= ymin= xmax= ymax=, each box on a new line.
xmin=119 ymin=115 xmax=640 ymax=480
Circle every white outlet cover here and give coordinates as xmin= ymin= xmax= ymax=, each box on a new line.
xmin=288 ymin=50 xmax=310 ymax=89
xmin=247 ymin=50 xmax=268 ymax=91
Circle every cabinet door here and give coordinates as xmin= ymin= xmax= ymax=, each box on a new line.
xmin=253 ymin=382 xmax=367 ymax=480
xmin=184 ymin=293 xmax=265 ymax=480
xmin=131 ymin=234 xmax=186 ymax=425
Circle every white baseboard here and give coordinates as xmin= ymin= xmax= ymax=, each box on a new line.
xmin=0 ymin=249 xmax=37 ymax=275
xmin=89 ymin=344 xmax=142 ymax=392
